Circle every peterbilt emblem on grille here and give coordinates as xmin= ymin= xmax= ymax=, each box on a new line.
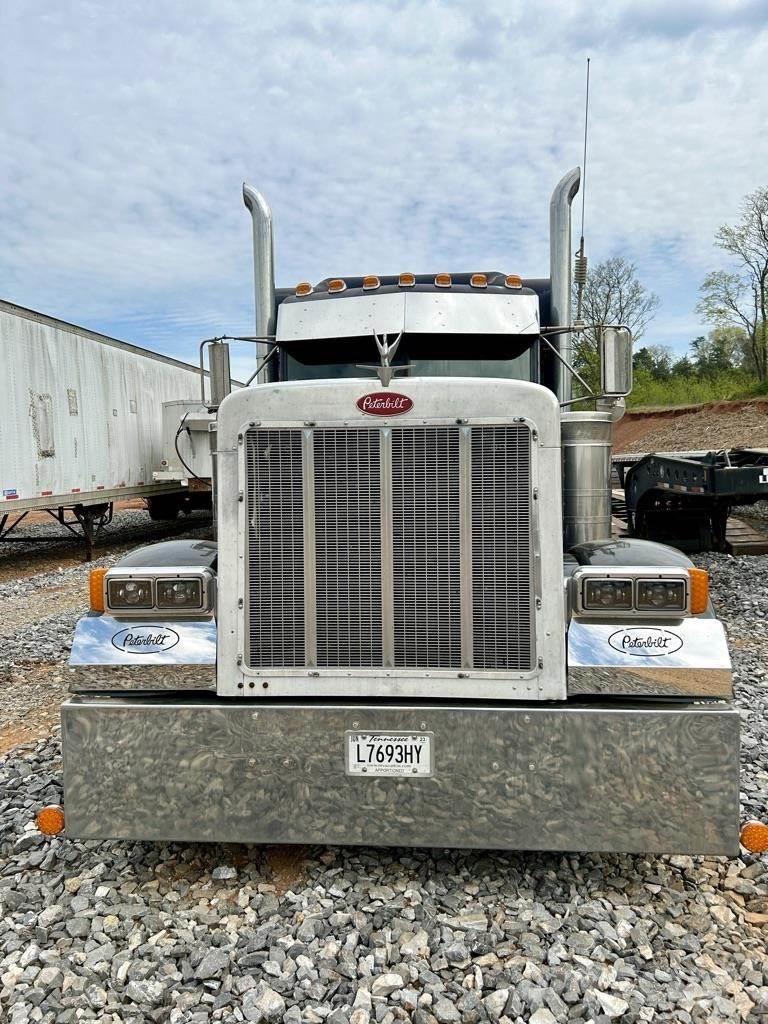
xmin=357 ymin=393 xmax=413 ymax=416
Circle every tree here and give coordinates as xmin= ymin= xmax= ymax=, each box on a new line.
xmin=671 ymin=354 xmax=695 ymax=377
xmin=572 ymin=256 xmax=660 ymax=393
xmin=690 ymin=327 xmax=748 ymax=376
xmin=633 ymin=344 xmax=673 ymax=379
xmin=697 ymin=187 xmax=768 ymax=381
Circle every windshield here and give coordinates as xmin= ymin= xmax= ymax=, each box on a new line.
xmin=282 ymin=341 xmax=537 ymax=383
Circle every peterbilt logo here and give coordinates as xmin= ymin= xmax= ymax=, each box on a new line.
xmin=111 ymin=627 xmax=180 ymax=654
xmin=608 ymin=627 xmax=683 ymax=656
xmin=356 ymin=393 xmax=413 ymax=416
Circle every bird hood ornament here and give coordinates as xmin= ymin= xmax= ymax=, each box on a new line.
xmin=356 ymin=330 xmax=413 ymax=387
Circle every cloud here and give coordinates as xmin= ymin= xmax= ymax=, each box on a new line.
xmin=1 ymin=0 xmax=767 ymax=365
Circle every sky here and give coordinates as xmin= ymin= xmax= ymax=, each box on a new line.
xmin=2 ymin=0 xmax=768 ymax=381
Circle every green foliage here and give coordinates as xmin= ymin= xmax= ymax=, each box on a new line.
xmin=627 ymin=367 xmax=766 ymax=409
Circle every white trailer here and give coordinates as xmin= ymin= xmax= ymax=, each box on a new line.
xmin=0 ymin=300 xmax=209 ymax=555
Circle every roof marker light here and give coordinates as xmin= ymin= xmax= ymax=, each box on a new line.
xmin=435 ymin=273 xmax=452 ymax=288
xmin=328 ymin=279 xmax=347 ymax=293
xmin=470 ymin=274 xmax=488 ymax=288
xmin=398 ymin=273 xmax=416 ymax=288
xmin=295 ymin=282 xmax=313 ymax=297
xmin=505 ymin=274 xmax=523 ymax=289
xmin=363 ymin=276 xmax=380 ymax=290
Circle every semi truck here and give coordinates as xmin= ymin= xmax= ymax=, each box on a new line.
xmin=50 ymin=169 xmax=751 ymax=854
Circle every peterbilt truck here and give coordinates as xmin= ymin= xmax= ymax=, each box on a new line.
xmin=52 ymin=169 xmax=745 ymax=855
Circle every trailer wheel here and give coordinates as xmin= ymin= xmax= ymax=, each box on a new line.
xmin=146 ymin=496 xmax=180 ymax=521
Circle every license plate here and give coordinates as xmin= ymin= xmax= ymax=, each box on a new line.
xmin=345 ymin=731 xmax=433 ymax=777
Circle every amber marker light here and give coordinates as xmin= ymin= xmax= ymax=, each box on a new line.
xmin=688 ymin=568 xmax=709 ymax=614
xmin=435 ymin=273 xmax=452 ymax=288
xmin=89 ymin=567 xmax=107 ymax=613
xmin=470 ymin=274 xmax=488 ymax=288
xmin=362 ymin=275 xmax=380 ymax=290
xmin=740 ymin=820 xmax=768 ymax=854
xmin=327 ymin=279 xmax=346 ymax=293
xmin=505 ymin=274 xmax=523 ymax=289
xmin=36 ymin=805 xmax=65 ymax=836
xmin=295 ymin=282 xmax=313 ymax=297
xmin=398 ymin=272 xmax=416 ymax=287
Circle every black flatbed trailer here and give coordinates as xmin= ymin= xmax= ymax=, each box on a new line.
xmin=613 ymin=448 xmax=768 ymax=552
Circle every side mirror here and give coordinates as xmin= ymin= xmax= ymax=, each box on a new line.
xmin=600 ymin=326 xmax=633 ymax=397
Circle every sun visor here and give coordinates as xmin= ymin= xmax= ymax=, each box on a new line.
xmin=277 ymin=291 xmax=540 ymax=344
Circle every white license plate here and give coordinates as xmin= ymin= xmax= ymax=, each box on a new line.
xmin=346 ymin=732 xmax=433 ymax=777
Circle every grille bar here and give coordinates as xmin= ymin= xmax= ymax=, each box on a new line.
xmin=471 ymin=425 xmax=534 ymax=670
xmin=244 ymin=424 xmax=535 ymax=673
xmin=314 ymin=429 xmax=383 ymax=668
xmin=245 ymin=429 xmax=305 ymax=667
xmin=392 ymin=427 xmax=462 ymax=668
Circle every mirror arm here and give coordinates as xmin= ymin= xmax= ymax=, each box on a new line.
xmin=538 ymin=333 xmax=596 ymax=402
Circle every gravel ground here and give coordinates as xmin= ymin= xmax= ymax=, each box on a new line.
xmin=1 ymin=537 xmax=768 ymax=1021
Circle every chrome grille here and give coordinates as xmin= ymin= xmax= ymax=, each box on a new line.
xmin=392 ymin=427 xmax=461 ymax=668
xmin=244 ymin=423 xmax=534 ymax=673
xmin=471 ymin=425 xmax=534 ymax=670
xmin=245 ymin=429 xmax=304 ymax=667
xmin=314 ymin=430 xmax=383 ymax=667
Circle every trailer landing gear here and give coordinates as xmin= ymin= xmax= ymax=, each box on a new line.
xmin=0 ymin=503 xmax=113 ymax=561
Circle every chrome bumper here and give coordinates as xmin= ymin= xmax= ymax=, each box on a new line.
xmin=61 ymin=696 xmax=739 ymax=854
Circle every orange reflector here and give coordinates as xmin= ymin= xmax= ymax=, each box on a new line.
xmin=295 ymin=282 xmax=313 ymax=297
xmin=36 ymin=805 xmax=65 ymax=836
xmin=740 ymin=820 xmax=768 ymax=854
xmin=89 ymin=567 xmax=107 ymax=613
xmin=505 ymin=274 xmax=523 ymax=289
xmin=327 ymin=279 xmax=346 ymax=293
xmin=688 ymin=567 xmax=709 ymax=614
xmin=398 ymin=272 xmax=416 ymax=288
xmin=435 ymin=273 xmax=452 ymax=288
xmin=470 ymin=274 xmax=488 ymax=288
xmin=362 ymin=275 xmax=380 ymax=290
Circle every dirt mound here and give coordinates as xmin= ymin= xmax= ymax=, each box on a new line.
xmin=614 ymin=399 xmax=768 ymax=454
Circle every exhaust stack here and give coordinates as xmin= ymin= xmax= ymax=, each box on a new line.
xmin=549 ymin=167 xmax=580 ymax=403
xmin=242 ymin=184 xmax=277 ymax=381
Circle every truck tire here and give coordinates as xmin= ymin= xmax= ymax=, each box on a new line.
xmin=146 ymin=496 xmax=180 ymax=521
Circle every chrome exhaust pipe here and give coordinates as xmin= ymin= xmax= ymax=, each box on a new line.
xmin=549 ymin=167 xmax=580 ymax=403
xmin=242 ymin=184 xmax=276 ymax=380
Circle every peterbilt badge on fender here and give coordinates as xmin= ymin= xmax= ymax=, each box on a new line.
xmin=356 ymin=393 xmax=413 ymax=416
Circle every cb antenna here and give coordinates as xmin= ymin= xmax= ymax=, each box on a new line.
xmin=574 ymin=56 xmax=590 ymax=323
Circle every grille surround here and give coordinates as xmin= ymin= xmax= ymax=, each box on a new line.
xmin=244 ymin=422 xmax=536 ymax=674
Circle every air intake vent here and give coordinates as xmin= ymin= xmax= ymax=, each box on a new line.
xmin=471 ymin=425 xmax=534 ymax=669
xmin=245 ymin=429 xmax=305 ymax=667
xmin=244 ymin=423 xmax=534 ymax=672
xmin=392 ymin=427 xmax=462 ymax=668
xmin=314 ymin=429 xmax=383 ymax=668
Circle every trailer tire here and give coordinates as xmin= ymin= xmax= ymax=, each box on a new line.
xmin=146 ymin=496 xmax=180 ymax=522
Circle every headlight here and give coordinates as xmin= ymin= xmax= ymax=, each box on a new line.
xmin=156 ymin=578 xmax=203 ymax=609
xmin=573 ymin=568 xmax=696 ymax=618
xmin=107 ymin=578 xmax=153 ymax=609
xmin=583 ymin=578 xmax=633 ymax=611
xmin=636 ymin=579 xmax=686 ymax=611
xmin=100 ymin=566 xmax=214 ymax=616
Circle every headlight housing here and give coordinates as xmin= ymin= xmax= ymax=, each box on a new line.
xmin=573 ymin=567 xmax=705 ymax=618
xmin=98 ymin=567 xmax=214 ymax=617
